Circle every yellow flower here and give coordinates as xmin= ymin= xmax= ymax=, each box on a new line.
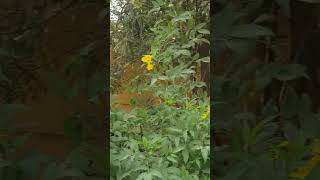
xmin=200 ymin=105 xmax=210 ymax=119
xmin=289 ymin=155 xmax=320 ymax=179
xmin=288 ymin=139 xmax=320 ymax=179
xmin=200 ymin=113 xmax=208 ymax=119
xmin=146 ymin=63 xmax=154 ymax=71
xmin=141 ymin=55 xmax=155 ymax=71
xmin=141 ymin=55 xmax=153 ymax=63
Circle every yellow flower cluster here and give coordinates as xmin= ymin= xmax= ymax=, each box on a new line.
xmin=289 ymin=155 xmax=320 ymax=179
xmin=273 ymin=139 xmax=320 ymax=179
xmin=289 ymin=139 xmax=320 ymax=179
xmin=200 ymin=105 xmax=210 ymax=119
xmin=141 ymin=55 xmax=154 ymax=71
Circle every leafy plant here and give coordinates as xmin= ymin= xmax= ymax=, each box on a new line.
xmin=111 ymin=0 xmax=210 ymax=179
xmin=212 ymin=1 xmax=320 ymax=179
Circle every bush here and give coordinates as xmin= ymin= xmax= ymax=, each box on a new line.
xmin=111 ymin=0 xmax=210 ymax=179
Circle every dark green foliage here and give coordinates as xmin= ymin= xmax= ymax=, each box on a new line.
xmin=0 ymin=1 xmax=108 ymax=180
xmin=213 ymin=0 xmax=320 ymax=179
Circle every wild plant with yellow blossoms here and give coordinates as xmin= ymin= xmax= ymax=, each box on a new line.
xmin=141 ymin=55 xmax=154 ymax=71
xmin=288 ymin=139 xmax=320 ymax=179
xmin=270 ymin=139 xmax=320 ymax=179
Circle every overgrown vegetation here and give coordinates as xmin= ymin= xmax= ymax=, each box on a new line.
xmin=213 ymin=1 xmax=320 ymax=179
xmin=111 ymin=0 xmax=210 ymax=179
xmin=0 ymin=1 xmax=107 ymax=179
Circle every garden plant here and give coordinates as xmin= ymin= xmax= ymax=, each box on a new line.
xmin=110 ymin=0 xmax=210 ymax=179
xmin=213 ymin=0 xmax=320 ymax=180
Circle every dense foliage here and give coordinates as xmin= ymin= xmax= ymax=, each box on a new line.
xmin=213 ymin=1 xmax=320 ymax=180
xmin=111 ymin=0 xmax=210 ymax=179
xmin=0 ymin=1 xmax=107 ymax=180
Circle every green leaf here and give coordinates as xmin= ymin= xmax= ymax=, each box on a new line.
xmin=167 ymin=127 xmax=183 ymax=134
xmin=192 ymin=53 xmax=200 ymax=61
xmin=151 ymin=78 xmax=157 ymax=86
xmin=192 ymin=38 xmax=210 ymax=44
xmin=213 ymin=4 xmax=244 ymax=37
xmin=252 ymin=114 xmax=280 ymax=136
xmin=172 ymin=11 xmax=192 ymax=23
xmin=194 ymin=23 xmax=206 ymax=30
xmin=174 ymin=49 xmax=191 ymax=57
xmin=183 ymin=131 xmax=188 ymax=142
xmin=136 ymin=172 xmax=148 ymax=180
xmin=167 ymin=156 xmax=177 ymax=163
xmin=195 ymin=159 xmax=201 ymax=168
xmin=182 ymin=149 xmax=189 ymax=163
xmin=148 ymin=7 xmax=161 ymax=15
xmin=181 ymin=69 xmax=195 ymax=74
xmin=119 ymin=154 xmax=130 ymax=161
xmin=150 ymin=170 xmax=164 ymax=179
xmin=201 ymin=148 xmax=209 ymax=163
xmin=198 ymin=29 xmax=210 ymax=35
xmin=155 ymin=0 xmax=165 ymax=6
xmin=144 ymin=173 xmax=153 ymax=180
xmin=181 ymin=41 xmax=195 ymax=48
xmin=158 ymin=76 xmax=168 ymax=80
xmin=167 ymin=167 xmax=181 ymax=175
xmin=272 ymin=64 xmax=308 ymax=81
xmin=118 ymin=170 xmax=133 ymax=180
xmin=226 ymin=38 xmax=256 ymax=60
xmin=196 ymin=57 xmax=210 ymax=63
xmin=173 ymin=145 xmax=185 ymax=153
xmin=151 ymin=0 xmax=160 ymax=8
xmin=230 ymin=24 xmax=274 ymax=38
xmin=254 ymin=14 xmax=275 ymax=23
xmin=133 ymin=166 xmax=149 ymax=173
